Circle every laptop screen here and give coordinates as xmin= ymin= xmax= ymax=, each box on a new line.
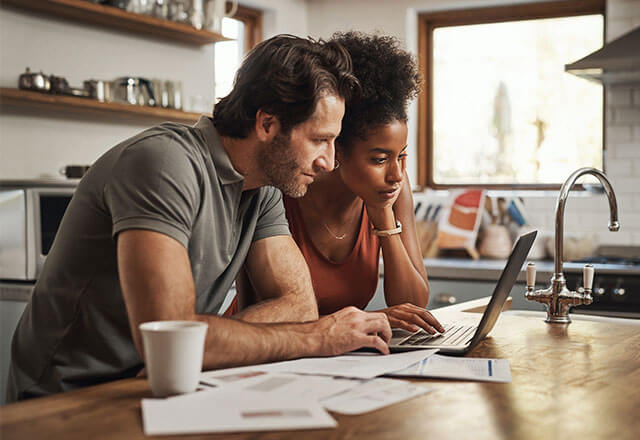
xmin=466 ymin=230 xmax=537 ymax=347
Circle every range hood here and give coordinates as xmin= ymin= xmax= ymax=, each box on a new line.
xmin=565 ymin=26 xmax=640 ymax=85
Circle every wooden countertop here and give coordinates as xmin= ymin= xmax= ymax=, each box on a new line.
xmin=1 ymin=302 xmax=639 ymax=440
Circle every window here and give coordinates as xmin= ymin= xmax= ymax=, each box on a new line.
xmin=214 ymin=5 xmax=262 ymax=101
xmin=418 ymin=0 xmax=605 ymax=188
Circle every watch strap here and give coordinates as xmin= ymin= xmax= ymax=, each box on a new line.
xmin=372 ymin=220 xmax=402 ymax=237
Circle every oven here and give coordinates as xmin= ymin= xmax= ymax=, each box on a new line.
xmin=567 ymin=255 xmax=640 ymax=319
xmin=0 ymin=181 xmax=75 ymax=282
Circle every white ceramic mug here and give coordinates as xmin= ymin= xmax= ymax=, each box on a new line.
xmin=205 ymin=0 xmax=238 ymax=34
xmin=139 ymin=321 xmax=208 ymax=397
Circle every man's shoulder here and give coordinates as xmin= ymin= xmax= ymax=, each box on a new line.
xmin=112 ymin=122 xmax=211 ymax=173
xmin=252 ymin=186 xmax=286 ymax=215
xmin=256 ymin=185 xmax=282 ymax=200
xmin=124 ymin=122 xmax=203 ymax=153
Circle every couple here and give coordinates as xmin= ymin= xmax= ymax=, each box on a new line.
xmin=7 ymin=32 xmax=443 ymax=402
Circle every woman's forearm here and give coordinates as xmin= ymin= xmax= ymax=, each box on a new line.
xmin=379 ymin=234 xmax=430 ymax=307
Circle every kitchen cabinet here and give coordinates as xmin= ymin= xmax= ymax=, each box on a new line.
xmin=0 ymin=297 xmax=28 ymax=406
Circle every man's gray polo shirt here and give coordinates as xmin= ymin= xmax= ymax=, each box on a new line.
xmin=7 ymin=116 xmax=290 ymax=402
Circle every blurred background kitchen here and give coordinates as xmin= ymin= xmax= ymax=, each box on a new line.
xmin=1 ymin=0 xmax=639 ymax=404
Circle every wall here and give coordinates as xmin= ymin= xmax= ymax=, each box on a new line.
xmin=306 ymin=0 xmax=640 ymax=246
xmin=0 ymin=0 xmax=308 ymax=180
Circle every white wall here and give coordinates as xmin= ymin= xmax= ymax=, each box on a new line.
xmin=306 ymin=0 xmax=640 ymax=246
xmin=0 ymin=0 xmax=308 ymax=180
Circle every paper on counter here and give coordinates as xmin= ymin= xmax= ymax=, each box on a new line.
xmin=202 ymin=349 xmax=439 ymax=381
xmin=321 ymin=378 xmax=434 ymax=415
xmin=387 ymin=354 xmax=512 ymax=383
xmin=141 ymin=388 xmax=336 ymax=436
xmin=201 ymin=370 xmax=362 ymax=401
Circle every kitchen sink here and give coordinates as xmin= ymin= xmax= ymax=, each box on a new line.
xmin=502 ymin=310 xmax=640 ymax=325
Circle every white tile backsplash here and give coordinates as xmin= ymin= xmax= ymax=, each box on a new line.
xmin=610 ymin=176 xmax=640 ymax=194
xmin=608 ymin=88 xmax=633 ymax=107
xmin=614 ymin=107 xmax=640 ymax=124
xmin=606 ymin=18 xmax=634 ymax=40
xmin=606 ymin=126 xmax=634 ymax=143
xmin=607 ymin=158 xmax=633 ymax=175
xmin=612 ymin=142 xmax=640 ymax=158
xmin=608 ymin=0 xmax=640 ymax=19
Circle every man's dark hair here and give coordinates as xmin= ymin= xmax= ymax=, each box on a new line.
xmin=331 ymin=31 xmax=422 ymax=153
xmin=213 ymin=34 xmax=360 ymax=138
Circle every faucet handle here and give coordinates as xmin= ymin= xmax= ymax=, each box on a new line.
xmin=526 ymin=262 xmax=536 ymax=290
xmin=583 ymin=264 xmax=594 ymax=292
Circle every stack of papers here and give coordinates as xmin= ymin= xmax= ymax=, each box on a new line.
xmin=388 ymin=354 xmax=512 ymax=383
xmin=142 ymin=389 xmax=336 ymax=435
xmin=141 ymin=349 xmax=512 ymax=435
xmin=201 ymin=349 xmax=439 ymax=380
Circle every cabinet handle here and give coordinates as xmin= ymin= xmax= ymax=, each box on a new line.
xmin=436 ymin=293 xmax=457 ymax=305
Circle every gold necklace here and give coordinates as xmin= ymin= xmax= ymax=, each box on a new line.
xmin=306 ymin=198 xmax=362 ymax=240
xmin=322 ymin=222 xmax=347 ymax=240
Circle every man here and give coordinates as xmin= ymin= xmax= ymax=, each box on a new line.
xmin=7 ymin=35 xmax=392 ymax=402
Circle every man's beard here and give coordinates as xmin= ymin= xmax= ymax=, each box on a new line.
xmin=258 ymin=132 xmax=308 ymax=198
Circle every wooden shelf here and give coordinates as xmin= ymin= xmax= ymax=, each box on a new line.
xmin=2 ymin=0 xmax=231 ymax=46
xmin=0 ymin=88 xmax=203 ymax=125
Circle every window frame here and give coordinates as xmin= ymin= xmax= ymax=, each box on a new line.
xmin=417 ymin=0 xmax=606 ymax=190
xmin=232 ymin=3 xmax=263 ymax=52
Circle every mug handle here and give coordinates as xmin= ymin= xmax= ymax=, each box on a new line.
xmin=225 ymin=0 xmax=238 ymax=17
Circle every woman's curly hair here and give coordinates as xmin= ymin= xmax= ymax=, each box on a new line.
xmin=331 ymin=31 xmax=422 ymax=153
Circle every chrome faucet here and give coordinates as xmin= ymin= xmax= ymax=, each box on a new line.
xmin=525 ymin=167 xmax=620 ymax=324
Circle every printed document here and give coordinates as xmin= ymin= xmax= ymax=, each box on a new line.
xmin=201 ymin=370 xmax=362 ymax=401
xmin=388 ymin=354 xmax=512 ymax=383
xmin=321 ymin=378 xmax=434 ymax=415
xmin=201 ymin=349 xmax=438 ymax=380
xmin=141 ymin=388 xmax=336 ymax=435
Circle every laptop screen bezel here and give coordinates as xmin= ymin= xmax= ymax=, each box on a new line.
xmin=463 ymin=230 xmax=537 ymax=350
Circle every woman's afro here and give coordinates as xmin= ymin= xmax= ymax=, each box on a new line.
xmin=331 ymin=31 xmax=422 ymax=149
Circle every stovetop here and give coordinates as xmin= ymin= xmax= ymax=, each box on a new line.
xmin=572 ymin=256 xmax=640 ymax=267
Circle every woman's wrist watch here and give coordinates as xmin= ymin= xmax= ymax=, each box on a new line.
xmin=372 ymin=220 xmax=402 ymax=237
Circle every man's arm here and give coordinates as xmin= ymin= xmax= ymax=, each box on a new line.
xmin=233 ymin=235 xmax=318 ymax=323
xmin=118 ymin=229 xmax=391 ymax=370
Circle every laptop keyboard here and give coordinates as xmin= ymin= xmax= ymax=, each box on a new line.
xmin=399 ymin=323 xmax=476 ymax=347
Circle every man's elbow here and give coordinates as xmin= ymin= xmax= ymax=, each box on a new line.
xmin=294 ymin=293 xmax=319 ymax=321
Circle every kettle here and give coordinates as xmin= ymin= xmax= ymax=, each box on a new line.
xmin=110 ymin=77 xmax=156 ymax=106
xmin=18 ymin=67 xmax=51 ymax=92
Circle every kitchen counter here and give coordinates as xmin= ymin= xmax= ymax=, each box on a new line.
xmin=1 ymin=300 xmax=639 ymax=440
xmin=422 ymin=257 xmax=640 ymax=281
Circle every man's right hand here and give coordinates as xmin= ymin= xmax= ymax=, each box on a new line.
xmin=313 ymin=307 xmax=392 ymax=355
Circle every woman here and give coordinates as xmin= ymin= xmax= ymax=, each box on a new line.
xmin=233 ymin=32 xmax=443 ymax=334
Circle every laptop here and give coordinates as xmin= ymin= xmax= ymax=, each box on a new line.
xmin=388 ymin=230 xmax=537 ymax=355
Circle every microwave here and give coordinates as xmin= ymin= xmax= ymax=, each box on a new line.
xmin=0 ymin=181 xmax=75 ymax=281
